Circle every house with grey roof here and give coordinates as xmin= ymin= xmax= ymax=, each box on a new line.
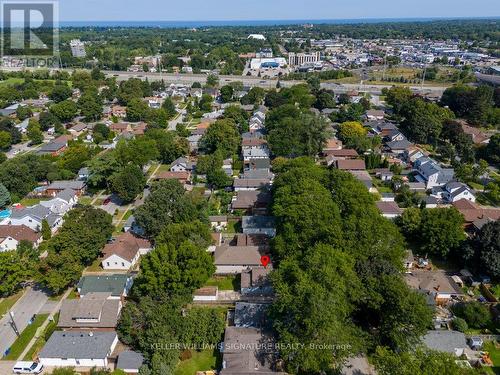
xmin=77 ymin=274 xmax=133 ymax=300
xmin=214 ymin=245 xmax=266 ymax=274
xmin=9 ymin=204 xmax=63 ymax=232
xmin=414 ymin=156 xmax=454 ymax=189
xmin=242 ymin=216 xmax=276 ymax=237
xmin=39 ymin=331 xmax=118 ymax=368
xmin=422 ymin=330 xmax=467 ymax=356
xmin=39 ymin=189 xmax=78 ymax=214
xmin=117 ymin=350 xmax=144 ymax=373
xmin=432 ymin=181 xmax=476 ymax=203
xmin=58 ymin=292 xmax=121 ymax=330
xmin=170 ymin=157 xmax=195 ymax=172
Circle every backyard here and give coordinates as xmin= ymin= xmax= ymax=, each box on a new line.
xmin=174 ymin=348 xmax=221 ymax=375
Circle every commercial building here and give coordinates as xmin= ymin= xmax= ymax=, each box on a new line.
xmin=288 ymin=51 xmax=321 ymax=67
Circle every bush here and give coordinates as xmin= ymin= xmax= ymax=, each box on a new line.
xmin=180 ymin=349 xmax=192 ymax=361
xmin=451 ymin=317 xmax=468 ymax=332
xmin=452 ymin=302 xmax=491 ymax=329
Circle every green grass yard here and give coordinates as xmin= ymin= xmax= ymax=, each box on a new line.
xmin=174 ymin=349 xmax=221 ymax=375
xmin=0 ymin=291 xmax=23 ymax=317
xmin=3 ymin=314 xmax=48 ymax=360
xmin=205 ymin=275 xmax=240 ymax=291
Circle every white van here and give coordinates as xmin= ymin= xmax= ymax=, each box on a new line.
xmin=12 ymin=361 xmax=44 ymax=374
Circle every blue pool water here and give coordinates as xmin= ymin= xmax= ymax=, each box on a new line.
xmin=0 ymin=209 xmax=11 ymax=219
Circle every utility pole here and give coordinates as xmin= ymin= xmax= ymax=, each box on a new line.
xmin=9 ymin=311 xmax=20 ymax=337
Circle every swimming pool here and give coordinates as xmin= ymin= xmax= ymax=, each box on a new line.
xmin=0 ymin=209 xmax=11 ymax=219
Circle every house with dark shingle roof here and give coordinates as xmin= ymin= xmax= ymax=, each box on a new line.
xmin=422 ymin=330 xmax=467 ymax=356
xmin=77 ymin=274 xmax=133 ymax=300
xmin=39 ymin=331 xmax=118 ymax=368
xmin=117 ymin=350 xmax=144 ymax=373
xmin=0 ymin=224 xmax=42 ymax=252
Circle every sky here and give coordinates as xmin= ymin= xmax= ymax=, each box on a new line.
xmin=60 ymin=0 xmax=499 ymax=22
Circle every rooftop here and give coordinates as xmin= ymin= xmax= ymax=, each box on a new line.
xmin=39 ymin=331 xmax=117 ymax=359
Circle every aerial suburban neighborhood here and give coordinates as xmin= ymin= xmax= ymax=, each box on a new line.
xmin=0 ymin=3 xmax=499 ymax=375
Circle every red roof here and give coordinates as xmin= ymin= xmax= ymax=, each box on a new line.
xmin=335 ymin=159 xmax=366 ymax=170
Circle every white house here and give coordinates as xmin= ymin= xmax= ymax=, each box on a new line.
xmin=414 ymin=156 xmax=454 ymax=189
xmin=9 ymin=205 xmax=63 ymax=233
xmin=170 ymin=157 xmax=195 ymax=173
xmin=39 ymin=189 xmax=78 ymax=215
xmin=101 ymin=232 xmax=152 ymax=270
xmin=39 ymin=331 xmax=118 ymax=368
xmin=0 ymin=224 xmax=42 ymax=252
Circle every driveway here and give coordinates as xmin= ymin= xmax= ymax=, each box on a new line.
xmin=0 ymin=287 xmax=48 ymax=357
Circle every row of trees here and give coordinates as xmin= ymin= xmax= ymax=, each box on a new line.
xmin=117 ymin=179 xmax=223 ymax=374
xmin=269 ymin=158 xmax=433 ymax=374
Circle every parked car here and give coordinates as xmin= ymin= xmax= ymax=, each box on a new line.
xmin=103 ymin=197 xmax=112 ymax=205
xmin=12 ymin=361 xmax=43 ymax=374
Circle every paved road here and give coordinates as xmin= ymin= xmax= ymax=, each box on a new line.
xmin=0 ymin=67 xmax=450 ymax=94
xmin=0 ymin=287 xmax=48 ymax=357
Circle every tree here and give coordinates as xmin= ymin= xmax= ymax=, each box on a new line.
xmin=452 ymin=317 xmax=468 ymax=332
xmin=0 ymin=251 xmax=30 ymax=297
xmin=16 ymin=106 xmax=33 ymax=121
xmin=199 ymin=94 xmax=213 ymax=112
xmin=115 ymin=137 xmax=159 ymax=168
xmin=50 ymin=99 xmax=78 ymax=122
xmin=419 ymin=208 xmax=466 ymax=258
xmin=452 ymin=301 xmax=491 ymax=329
xmin=161 ymin=97 xmax=177 ymax=119
xmin=78 ymin=91 xmax=103 ymax=121
xmin=0 ymin=130 xmax=12 ymax=150
xmin=314 ymin=90 xmax=335 ymax=110
xmin=484 ymin=134 xmax=500 ymax=166
xmin=268 ymin=114 xmax=328 ymax=158
xmin=0 ymin=182 xmax=10 ymax=207
xmin=373 ymin=347 xmax=476 ymax=375
xmin=200 ymin=119 xmax=240 ymax=157
xmin=464 ymin=220 xmax=500 ymax=279
xmin=126 ymin=98 xmax=149 ymax=121
xmin=41 ymin=219 xmax=51 ymax=240
xmin=38 ymin=111 xmax=60 ymax=131
xmin=133 ymin=240 xmax=215 ymax=297
xmin=145 ymin=129 xmax=187 ymax=164
xmin=219 ymin=85 xmax=234 ymax=103
xmin=110 ymin=165 xmax=146 ymax=203
xmin=205 ymin=74 xmax=219 ymax=87
xmin=49 ymin=84 xmax=72 ymax=103
xmin=338 ymin=121 xmax=367 ymax=147
xmin=134 ymin=179 xmax=200 ymax=238
xmin=27 ymin=118 xmax=44 ymax=145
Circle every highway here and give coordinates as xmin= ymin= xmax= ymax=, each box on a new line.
xmin=0 ymin=66 xmax=450 ymax=95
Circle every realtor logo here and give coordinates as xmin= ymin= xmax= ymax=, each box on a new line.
xmin=1 ymin=0 xmax=58 ymax=64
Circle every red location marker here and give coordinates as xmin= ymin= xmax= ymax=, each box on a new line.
xmin=260 ymin=255 xmax=271 ymax=268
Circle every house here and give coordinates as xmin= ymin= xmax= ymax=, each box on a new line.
xmin=39 ymin=189 xmax=79 ymax=214
xmin=170 ymin=157 xmax=195 ymax=172
xmin=334 ymin=159 xmax=366 ymax=171
xmin=222 ymin=158 xmax=233 ymax=176
xmin=153 ymin=171 xmax=191 ymax=185
xmin=231 ymin=191 xmax=271 ymax=214
xmin=422 ymin=330 xmax=467 ymax=357
xmin=380 ymin=193 xmax=395 ymax=202
xmin=405 ymin=147 xmax=425 ymax=164
xmin=43 ymin=180 xmax=86 ymax=197
xmin=376 ymin=201 xmax=403 ymax=218
xmin=9 ymin=205 xmax=63 ymax=232
xmin=220 ymin=327 xmax=285 ymax=375
xmin=76 ymin=274 xmax=133 ymax=300
xmin=242 ymin=140 xmax=270 ymax=164
xmin=111 ymin=105 xmax=127 ymax=118
xmin=214 ymin=245 xmax=265 ymax=274
xmin=365 ymin=109 xmax=385 ymax=121
xmin=0 ymin=225 xmax=42 ymax=252
xmin=385 ymin=139 xmax=413 ymax=154
xmin=452 ymin=199 xmax=500 ymax=225
xmin=233 ymin=178 xmax=270 ymax=192
xmin=242 ymin=216 xmax=276 ymax=237
xmin=245 ymin=158 xmax=271 ymax=172
xmin=187 ymin=133 xmax=203 ymax=153
xmin=424 ymin=195 xmax=439 ymax=208
xmin=209 ymin=216 xmax=228 ymax=231
xmin=37 ymin=141 xmax=67 ymax=156
xmin=241 ymin=266 xmax=273 ymax=296
xmin=350 ymin=170 xmax=374 ymax=191
xmin=433 ymin=181 xmax=476 ymax=203
xmin=193 ymin=286 xmax=219 ymax=302
xmin=407 ymin=182 xmax=427 ymax=192
xmin=68 ymin=122 xmax=87 ymax=136
xmin=117 ymin=351 xmax=144 ymax=374
xmin=385 ymin=130 xmax=406 ymax=143
xmin=39 ymin=331 xmax=118 ymax=368
xmin=234 ymin=302 xmax=269 ymax=328
xmin=101 ymin=232 xmax=152 ymax=271
xmin=323 ymin=148 xmax=359 ymax=159
xmin=414 ymin=157 xmax=454 ymax=189
xmin=58 ymin=292 xmax=121 ymax=330
xmin=122 ymin=215 xmax=145 ymax=237
xmin=375 ymin=169 xmax=394 ymax=181
xmin=405 ymin=270 xmax=464 ymax=304
xmin=461 ymin=123 xmax=490 ymax=145
xmin=78 ymin=167 xmax=90 ymax=181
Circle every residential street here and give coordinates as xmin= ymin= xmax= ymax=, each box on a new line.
xmin=0 ymin=287 xmax=48 ymax=357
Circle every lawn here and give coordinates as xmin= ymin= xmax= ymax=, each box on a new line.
xmin=78 ymin=196 xmax=93 ymax=205
xmin=3 ymin=314 xmax=48 ymax=360
xmin=484 ymin=341 xmax=500 ymax=375
xmin=0 ymin=291 xmax=23 ymax=317
xmin=0 ymin=77 xmax=25 ymax=87
xmin=205 ymin=275 xmax=240 ymax=291
xmin=174 ymin=348 xmax=221 ymax=375
xmin=158 ymin=164 xmax=172 ymax=172
xmin=23 ymin=313 xmax=59 ymax=361
xmin=225 ymin=220 xmax=242 ymax=234
xmin=18 ymin=197 xmax=45 ymax=206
